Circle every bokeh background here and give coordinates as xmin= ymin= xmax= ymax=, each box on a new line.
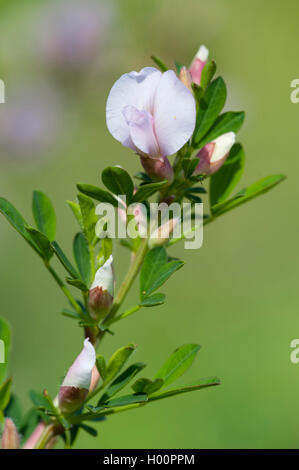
xmin=0 ymin=0 xmax=298 ymax=449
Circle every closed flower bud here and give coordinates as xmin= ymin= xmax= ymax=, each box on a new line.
xmin=140 ymin=155 xmax=174 ymax=183
xmin=1 ymin=418 xmax=20 ymax=449
xmin=149 ymin=217 xmax=179 ymax=248
xmin=58 ymin=338 xmax=96 ymax=415
xmin=189 ymin=45 xmax=209 ymax=86
xmin=88 ymin=255 xmax=114 ymax=321
xmin=194 ymin=132 xmax=236 ymax=176
xmin=179 ymin=66 xmax=193 ymax=91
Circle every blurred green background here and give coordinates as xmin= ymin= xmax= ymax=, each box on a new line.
xmin=0 ymin=0 xmax=298 ymax=449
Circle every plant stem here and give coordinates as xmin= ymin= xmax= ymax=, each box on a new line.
xmin=30 ymin=238 xmax=149 ymax=449
xmin=35 ymin=423 xmax=58 ymax=449
xmin=102 ymin=238 xmax=148 ymax=327
xmin=44 ymin=262 xmax=83 ymax=315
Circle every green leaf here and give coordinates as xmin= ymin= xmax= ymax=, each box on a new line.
xmin=73 ymin=233 xmax=92 ymax=286
xmin=51 ymin=241 xmax=79 ymax=279
xmin=66 ymin=277 xmax=88 ymax=292
xmin=104 ymin=393 xmax=148 ymax=408
xmin=77 ymin=194 xmax=97 ymax=244
xmin=5 ymin=394 xmax=23 ymax=426
xmin=105 ymin=344 xmax=136 ymax=385
xmin=211 ymin=174 xmax=286 ymax=216
xmin=193 ymin=77 xmax=227 ymax=145
xmin=99 ymin=363 xmax=146 ymax=404
xmin=132 ymin=377 xmax=164 ymax=395
xmin=132 ymin=181 xmax=168 ymax=202
xmin=61 ymin=309 xmax=81 ymax=320
xmin=96 ymin=355 xmax=106 ymax=382
xmin=0 ymin=377 xmax=12 ymax=411
xmin=79 ymin=423 xmax=98 ymax=437
xmin=198 ymin=111 xmax=245 ymax=149
xmin=210 ymin=143 xmax=245 ymax=206
xmin=186 ymin=186 xmax=207 ymax=194
xmin=151 ymin=55 xmax=168 ymax=72
xmin=200 ymin=60 xmax=216 ymax=90
xmin=102 ymin=166 xmax=134 ymax=203
xmin=131 ymin=377 xmax=152 ymax=393
xmin=155 ymin=344 xmax=201 ymax=387
xmin=25 ymin=226 xmax=53 ymax=261
xmin=140 ymin=247 xmax=184 ymax=299
xmin=32 ymin=191 xmax=56 ymax=241
xmin=0 ymin=197 xmax=40 ymax=255
xmin=140 ymin=246 xmax=167 ymax=297
xmin=97 ymin=238 xmax=113 ymax=268
xmin=77 ymin=184 xmax=117 ymax=207
xmin=66 ymin=200 xmax=83 ymax=229
xmin=149 ymin=377 xmax=221 ymax=401
xmin=29 ymin=390 xmax=51 ymax=412
xmin=182 ymin=158 xmax=199 ymax=179
xmin=0 ymin=317 xmax=11 ymax=384
xmin=140 ymin=293 xmax=166 ymax=307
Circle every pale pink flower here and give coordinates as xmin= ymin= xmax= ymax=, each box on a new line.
xmin=58 ymin=338 xmax=96 ymax=414
xmin=106 ymin=67 xmax=196 ymax=160
xmin=194 ymin=132 xmax=236 ymax=176
xmin=88 ymin=255 xmax=114 ymax=320
xmin=189 ymin=45 xmax=209 ymax=86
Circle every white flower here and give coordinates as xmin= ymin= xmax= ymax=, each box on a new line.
xmin=62 ymin=338 xmax=96 ymax=390
xmin=90 ymin=254 xmax=114 ymax=296
xmin=106 ymin=67 xmax=196 ymax=158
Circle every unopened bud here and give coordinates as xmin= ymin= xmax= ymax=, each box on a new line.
xmin=1 ymin=418 xmax=20 ymax=449
xmin=149 ymin=218 xmax=179 ymax=248
xmin=189 ymin=45 xmax=209 ymax=86
xmin=140 ymin=155 xmax=174 ymax=183
xmin=88 ymin=255 xmax=114 ymax=321
xmin=179 ymin=66 xmax=192 ymax=91
xmin=58 ymin=338 xmax=96 ymax=415
xmin=194 ymin=132 xmax=236 ymax=176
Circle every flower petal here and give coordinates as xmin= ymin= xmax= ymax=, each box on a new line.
xmin=90 ymin=254 xmax=114 ymax=296
xmin=153 ymin=70 xmax=196 ymax=156
xmin=62 ymin=338 xmax=96 ymax=389
xmin=123 ymin=105 xmax=160 ymax=157
xmin=106 ymin=67 xmax=161 ymax=150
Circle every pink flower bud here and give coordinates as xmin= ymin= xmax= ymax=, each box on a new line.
xmin=88 ymin=255 xmax=114 ymax=320
xmin=149 ymin=217 xmax=179 ymax=248
xmin=194 ymin=132 xmax=236 ymax=176
xmin=189 ymin=45 xmax=209 ymax=86
xmin=140 ymin=155 xmax=174 ymax=183
xmin=58 ymin=338 xmax=96 ymax=414
xmin=1 ymin=418 xmax=20 ymax=449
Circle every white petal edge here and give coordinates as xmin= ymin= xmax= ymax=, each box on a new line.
xmin=90 ymin=254 xmax=114 ymax=296
xmin=195 ymin=45 xmax=209 ymax=62
xmin=62 ymin=338 xmax=96 ymax=389
xmin=153 ymin=70 xmax=196 ymax=156
xmin=210 ymin=132 xmax=236 ymax=163
xmin=106 ymin=67 xmax=161 ymax=150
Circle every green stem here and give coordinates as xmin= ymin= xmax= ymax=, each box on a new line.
xmin=111 ymin=305 xmax=142 ymax=324
xmin=102 ymin=238 xmax=148 ymax=326
xmin=44 ymin=262 xmax=83 ymax=316
xmin=35 ymin=423 xmax=58 ymax=449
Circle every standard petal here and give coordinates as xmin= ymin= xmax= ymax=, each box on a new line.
xmin=106 ymin=67 xmax=161 ymax=150
xmin=62 ymin=338 xmax=96 ymax=389
xmin=123 ymin=105 xmax=160 ymax=157
xmin=153 ymin=70 xmax=196 ymax=156
xmin=90 ymin=254 xmax=114 ymax=296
